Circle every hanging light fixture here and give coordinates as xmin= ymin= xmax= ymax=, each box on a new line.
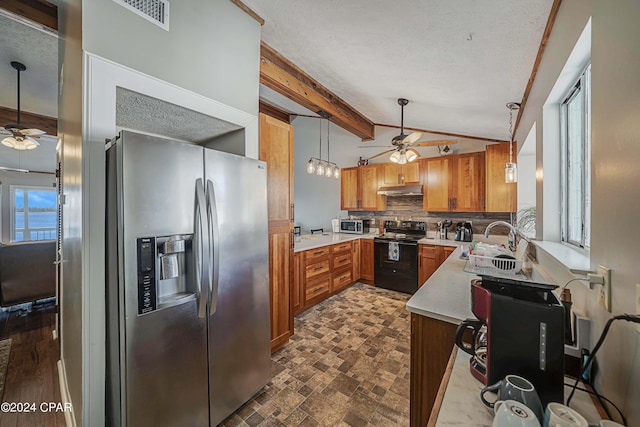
xmin=306 ymin=112 xmax=340 ymax=179
xmin=505 ymin=102 xmax=520 ymax=183
xmin=0 ymin=62 xmax=46 ymax=150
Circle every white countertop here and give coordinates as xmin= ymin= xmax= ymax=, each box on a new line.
xmin=293 ymin=232 xmax=375 ymax=253
xmin=406 ymin=245 xmax=476 ymax=324
xmin=435 ymin=350 xmax=602 ymax=426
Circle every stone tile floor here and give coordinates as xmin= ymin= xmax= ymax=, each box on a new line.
xmin=219 ymin=283 xmax=411 ymax=427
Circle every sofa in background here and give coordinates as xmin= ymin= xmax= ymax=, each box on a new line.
xmin=0 ymin=240 xmax=56 ymax=306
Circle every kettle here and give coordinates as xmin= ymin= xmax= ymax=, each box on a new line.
xmin=454 ymin=222 xmax=473 ymax=242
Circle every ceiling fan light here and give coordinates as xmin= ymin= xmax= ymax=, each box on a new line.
xmin=405 ymin=148 xmax=420 ymax=162
xmin=1 ymin=136 xmax=18 ymax=148
xmin=389 ymin=151 xmax=401 ymax=163
xmin=505 ymin=162 xmax=518 ymax=183
xmin=306 ymin=159 xmax=316 ymax=174
xmin=333 ymin=167 xmax=340 ymax=179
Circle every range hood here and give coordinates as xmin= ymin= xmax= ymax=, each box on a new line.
xmin=377 ymin=185 xmax=423 ymax=196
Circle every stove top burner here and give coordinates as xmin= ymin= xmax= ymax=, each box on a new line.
xmin=379 ymin=220 xmax=427 ymax=242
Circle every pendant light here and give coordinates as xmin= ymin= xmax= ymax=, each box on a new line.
xmin=1 ymin=62 xmax=46 ymax=150
xmin=306 ymin=112 xmax=340 ymax=179
xmin=505 ymin=102 xmax=520 ymax=183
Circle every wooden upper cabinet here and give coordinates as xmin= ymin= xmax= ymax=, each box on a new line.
xmin=340 ymin=167 xmax=359 ymax=210
xmin=485 ymin=143 xmax=517 ymax=212
xmin=260 ymin=114 xmax=294 ymax=224
xmin=421 ymin=157 xmax=451 ymax=212
xmin=451 ymin=152 xmax=485 ymax=212
xmin=421 ymin=153 xmax=486 ymax=212
xmin=383 ymin=163 xmax=420 ymax=185
xmin=360 ymin=164 xmax=384 ymax=210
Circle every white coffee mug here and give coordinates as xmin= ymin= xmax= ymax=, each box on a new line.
xmin=493 ymin=400 xmax=541 ymax=427
xmin=543 ymin=403 xmax=588 ymax=427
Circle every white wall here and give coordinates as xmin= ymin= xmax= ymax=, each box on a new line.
xmin=517 ymin=123 xmax=536 ymax=211
xmin=57 ymin=1 xmax=261 ymax=424
xmin=514 ymin=1 xmax=640 ymax=424
xmin=293 ymin=117 xmax=503 ymax=232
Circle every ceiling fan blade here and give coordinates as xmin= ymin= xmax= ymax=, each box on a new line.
xmin=367 ymin=149 xmax=396 ymax=160
xmin=402 ymin=131 xmax=423 ymax=145
xmin=20 ymin=128 xmax=45 ymax=136
xmin=358 ymin=145 xmax=394 ymax=148
xmin=411 ymin=139 xmax=458 ymax=147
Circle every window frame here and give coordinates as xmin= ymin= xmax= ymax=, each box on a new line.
xmin=10 ymin=185 xmax=57 ymax=242
xmin=560 ymin=63 xmax=591 ymax=249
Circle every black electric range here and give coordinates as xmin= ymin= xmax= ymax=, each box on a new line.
xmin=373 ymin=221 xmax=427 ymax=294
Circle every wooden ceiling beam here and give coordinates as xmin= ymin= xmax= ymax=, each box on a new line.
xmin=259 ymin=101 xmax=291 ymax=124
xmin=374 ymin=123 xmax=508 ymax=143
xmin=260 ymin=42 xmax=375 ymax=141
xmin=0 ymin=0 xmax=58 ymax=31
xmin=0 ymin=107 xmax=58 ymax=136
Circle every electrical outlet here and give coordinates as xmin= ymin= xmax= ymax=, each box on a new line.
xmin=597 ymin=265 xmax=611 ymax=312
xmin=636 ymin=283 xmax=640 ymax=334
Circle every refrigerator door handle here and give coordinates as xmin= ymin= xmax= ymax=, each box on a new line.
xmin=195 ymin=178 xmax=209 ymax=318
xmin=206 ymin=179 xmax=220 ymax=316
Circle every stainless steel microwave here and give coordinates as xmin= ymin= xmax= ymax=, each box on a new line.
xmin=339 ymin=219 xmax=371 ymax=234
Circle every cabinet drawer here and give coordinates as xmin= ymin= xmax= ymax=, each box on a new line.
xmin=333 ymin=252 xmax=352 ymax=270
xmin=305 ymin=259 xmax=330 ymax=280
xmin=332 ymin=241 xmax=352 ymax=253
xmin=305 ymin=246 xmax=331 ymax=261
xmin=420 ymin=244 xmax=438 ymax=259
xmin=305 ymin=276 xmax=331 ymax=303
xmin=332 ymin=269 xmax=352 ymax=292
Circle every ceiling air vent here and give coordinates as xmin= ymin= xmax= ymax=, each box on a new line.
xmin=113 ymin=0 xmax=170 ymax=30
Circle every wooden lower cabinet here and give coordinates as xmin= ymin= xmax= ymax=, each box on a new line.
xmin=410 ymin=314 xmax=458 ymax=427
xmin=418 ymin=245 xmax=439 ymax=287
xmin=418 ymin=245 xmax=458 ymax=287
xmin=268 ymin=230 xmax=292 ymax=352
xmin=296 ymin=241 xmax=358 ymax=312
xmin=293 ymin=252 xmax=302 ymax=314
xmin=352 ymin=239 xmax=361 ymax=281
xmin=360 ymin=239 xmax=374 ymax=283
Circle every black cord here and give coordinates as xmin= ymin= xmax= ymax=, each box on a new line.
xmin=566 ymin=314 xmax=640 ymax=422
xmin=564 ymin=382 xmax=626 ymax=425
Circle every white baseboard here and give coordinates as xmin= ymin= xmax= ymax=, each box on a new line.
xmin=57 ymin=359 xmax=77 ymax=427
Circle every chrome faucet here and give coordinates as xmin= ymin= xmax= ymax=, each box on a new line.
xmin=484 ymin=221 xmax=518 ymax=251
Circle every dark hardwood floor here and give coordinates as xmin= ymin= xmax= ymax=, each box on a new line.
xmin=0 ymin=301 xmax=66 ymax=427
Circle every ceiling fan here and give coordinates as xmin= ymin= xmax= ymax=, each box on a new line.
xmin=360 ymin=98 xmax=457 ymax=163
xmin=0 ymin=61 xmax=46 ymax=150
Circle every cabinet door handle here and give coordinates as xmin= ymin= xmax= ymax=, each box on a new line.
xmin=313 ymin=265 xmax=323 ymax=271
xmin=453 ymin=198 xmax=457 ymax=209
xmin=291 ymin=203 xmax=295 ymax=221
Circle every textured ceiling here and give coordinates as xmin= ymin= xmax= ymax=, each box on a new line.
xmin=246 ymin=0 xmax=553 ymax=140
xmin=116 ymin=88 xmax=242 ymax=144
xmin=0 ymin=13 xmax=58 ymax=118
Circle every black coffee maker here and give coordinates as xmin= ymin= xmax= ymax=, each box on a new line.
xmin=455 ymin=275 xmax=565 ymax=406
xmin=454 ymin=222 xmax=473 ymax=242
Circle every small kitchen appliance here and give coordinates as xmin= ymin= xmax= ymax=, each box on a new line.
xmin=455 ymin=275 xmax=564 ymax=406
xmin=454 ymin=221 xmax=473 ymax=242
xmin=437 ymin=220 xmax=452 ymax=239
xmin=339 ymin=218 xmax=371 ymax=234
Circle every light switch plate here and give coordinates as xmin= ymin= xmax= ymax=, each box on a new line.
xmin=597 ymin=265 xmax=611 ymax=312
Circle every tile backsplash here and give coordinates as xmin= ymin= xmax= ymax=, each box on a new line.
xmin=348 ymin=196 xmax=513 ymax=236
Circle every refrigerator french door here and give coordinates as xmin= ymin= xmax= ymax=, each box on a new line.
xmin=106 ymin=131 xmax=270 ymax=427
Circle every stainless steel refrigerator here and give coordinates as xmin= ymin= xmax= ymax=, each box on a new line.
xmin=106 ymin=130 xmax=271 ymax=427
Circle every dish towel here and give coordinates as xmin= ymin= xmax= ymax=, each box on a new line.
xmin=388 ymin=241 xmax=400 ymax=261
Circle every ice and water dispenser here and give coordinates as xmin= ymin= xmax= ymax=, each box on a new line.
xmin=136 ymin=235 xmax=195 ymax=315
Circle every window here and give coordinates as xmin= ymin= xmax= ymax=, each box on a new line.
xmin=12 ymin=186 xmax=57 ymax=242
xmin=560 ymin=64 xmax=591 ymax=248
